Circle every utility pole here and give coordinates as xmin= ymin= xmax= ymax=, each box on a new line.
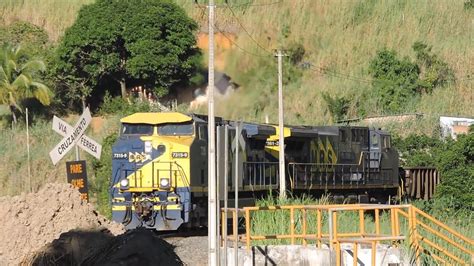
xmin=276 ymin=50 xmax=286 ymax=199
xmin=26 ymin=108 xmax=31 ymax=192
xmin=207 ymin=0 xmax=218 ymax=265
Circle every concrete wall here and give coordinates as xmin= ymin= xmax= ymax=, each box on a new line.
xmin=221 ymin=244 xmax=405 ymax=266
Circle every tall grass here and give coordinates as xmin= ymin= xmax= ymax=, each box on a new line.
xmin=250 ymin=195 xmax=395 ymax=246
xmin=249 ymin=196 xmax=473 ymax=263
xmin=0 ymin=0 xmax=93 ymax=41
xmin=191 ymin=0 xmax=473 ymax=129
xmin=0 ymin=114 xmax=120 ymax=198
xmin=1 ymin=0 xmax=472 ymax=132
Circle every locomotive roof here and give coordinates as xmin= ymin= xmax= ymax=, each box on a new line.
xmin=289 ymin=126 xmax=319 ymax=137
xmin=121 ymin=112 xmax=193 ymax=125
xmin=237 ymin=122 xmax=276 ymax=138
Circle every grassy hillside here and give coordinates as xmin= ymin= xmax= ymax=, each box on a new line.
xmin=200 ymin=0 xmax=473 ymax=131
xmin=0 ymin=114 xmax=120 ymax=196
xmin=0 ymin=0 xmax=93 ymax=41
xmin=0 ymin=0 xmax=472 ymax=197
xmin=1 ymin=1 xmax=472 ymax=131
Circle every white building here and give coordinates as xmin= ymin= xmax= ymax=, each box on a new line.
xmin=439 ymin=116 xmax=474 ymax=140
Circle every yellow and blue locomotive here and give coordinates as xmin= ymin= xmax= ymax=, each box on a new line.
xmin=110 ymin=112 xmax=274 ymax=230
xmin=111 ymin=112 xmax=209 ymax=230
xmin=111 ymin=112 xmax=400 ymax=230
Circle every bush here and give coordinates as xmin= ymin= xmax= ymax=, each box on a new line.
xmin=0 ymin=21 xmax=49 ymax=55
xmin=321 ymin=92 xmax=350 ymax=123
xmin=98 ymin=91 xmax=151 ymax=116
xmin=90 ymin=132 xmax=118 ymax=218
xmin=395 ymin=131 xmax=474 ymax=210
xmin=465 ymin=0 xmax=474 ymax=10
xmin=434 ymin=133 xmax=474 ymax=210
xmin=412 ymin=41 xmax=455 ymax=92
xmin=287 ymin=42 xmax=306 ymax=66
xmin=368 ymin=42 xmax=454 ymax=114
xmin=392 ymin=134 xmax=442 ymax=167
xmin=369 ymin=49 xmax=420 ymax=113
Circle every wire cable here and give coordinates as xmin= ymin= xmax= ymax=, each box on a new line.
xmin=226 ymin=2 xmax=273 ymax=55
xmin=308 ymin=63 xmax=374 ymax=84
xmin=226 ymin=0 xmax=283 ymax=8
xmin=214 ymin=24 xmax=269 ymax=58
xmin=196 ymin=4 xmax=268 ymax=58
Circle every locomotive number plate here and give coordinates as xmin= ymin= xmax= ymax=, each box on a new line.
xmin=113 ymin=153 xmax=128 ymax=159
xmin=266 ymin=140 xmax=279 ymax=146
xmin=172 ymin=152 xmax=188 ymax=158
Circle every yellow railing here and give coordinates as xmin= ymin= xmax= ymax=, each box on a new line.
xmin=221 ymin=204 xmax=474 ymax=265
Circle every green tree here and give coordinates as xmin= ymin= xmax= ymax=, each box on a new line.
xmin=435 ymin=132 xmax=474 ymax=210
xmin=392 ymin=134 xmax=442 ymax=167
xmin=56 ymin=0 xmax=201 ymax=102
xmin=368 ymin=49 xmax=420 ymax=113
xmin=0 ymin=44 xmax=51 ymax=123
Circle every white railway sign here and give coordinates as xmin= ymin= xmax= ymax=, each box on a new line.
xmin=49 ymin=108 xmax=102 ymax=165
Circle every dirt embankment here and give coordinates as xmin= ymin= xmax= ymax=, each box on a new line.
xmin=0 ymin=183 xmax=124 ymax=265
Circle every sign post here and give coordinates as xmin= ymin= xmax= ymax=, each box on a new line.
xmin=51 ymin=115 xmax=102 ymax=161
xmin=49 ymin=108 xmax=102 ymax=201
xmin=66 ymin=160 xmax=89 ymax=201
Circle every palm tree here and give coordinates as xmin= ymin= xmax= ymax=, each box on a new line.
xmin=0 ymin=44 xmax=51 ymax=124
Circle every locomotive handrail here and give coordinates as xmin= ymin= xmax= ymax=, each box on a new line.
xmin=287 ymin=161 xmax=368 ymax=188
xmin=285 ymin=151 xmax=370 ymax=168
xmin=243 ymin=161 xmax=279 ymax=189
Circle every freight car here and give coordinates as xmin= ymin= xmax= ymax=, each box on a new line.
xmin=110 ymin=112 xmax=400 ymax=230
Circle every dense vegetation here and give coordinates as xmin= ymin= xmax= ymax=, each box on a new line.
xmin=0 ymin=44 xmax=51 ymax=123
xmin=0 ymin=1 xmax=472 ymax=225
xmin=55 ymin=0 xmax=201 ymax=110
xmin=395 ymin=129 xmax=474 ymax=211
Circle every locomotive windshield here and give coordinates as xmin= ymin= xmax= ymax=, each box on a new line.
xmin=158 ymin=123 xmax=194 ymax=136
xmin=122 ymin=123 xmax=154 ymax=135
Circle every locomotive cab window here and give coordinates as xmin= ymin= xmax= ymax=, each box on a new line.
xmin=370 ymin=132 xmax=380 ymax=149
xmin=340 ymin=129 xmax=348 ymax=142
xmin=158 ymin=122 xmax=194 ymax=136
xmin=122 ymin=124 xmax=154 ymax=135
xmin=351 ymin=128 xmax=367 ymax=143
xmin=198 ymin=125 xmax=208 ymax=140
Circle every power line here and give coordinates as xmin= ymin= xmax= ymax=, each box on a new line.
xmin=196 ymin=2 xmax=473 ymax=83
xmin=226 ymin=0 xmax=283 ymax=8
xmin=196 ymin=4 xmax=268 ymax=57
xmin=226 ymin=2 xmax=273 ymax=55
xmin=308 ymin=63 xmax=374 ymax=84
xmin=194 ymin=0 xmax=282 ymax=8
xmin=310 ymin=63 xmax=474 ymax=85
xmin=215 ymin=24 xmax=268 ymax=57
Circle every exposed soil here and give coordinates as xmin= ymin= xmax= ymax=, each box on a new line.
xmin=0 ymin=183 xmax=209 ymax=266
xmin=0 ymin=183 xmax=124 ymax=265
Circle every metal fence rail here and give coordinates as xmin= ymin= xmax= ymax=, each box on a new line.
xmin=221 ymin=204 xmax=474 ymax=266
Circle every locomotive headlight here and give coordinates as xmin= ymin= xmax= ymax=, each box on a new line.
xmin=159 ymin=178 xmax=170 ymax=189
xmin=144 ymin=141 xmax=153 ymax=153
xmin=120 ymin=179 xmax=129 ymax=188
